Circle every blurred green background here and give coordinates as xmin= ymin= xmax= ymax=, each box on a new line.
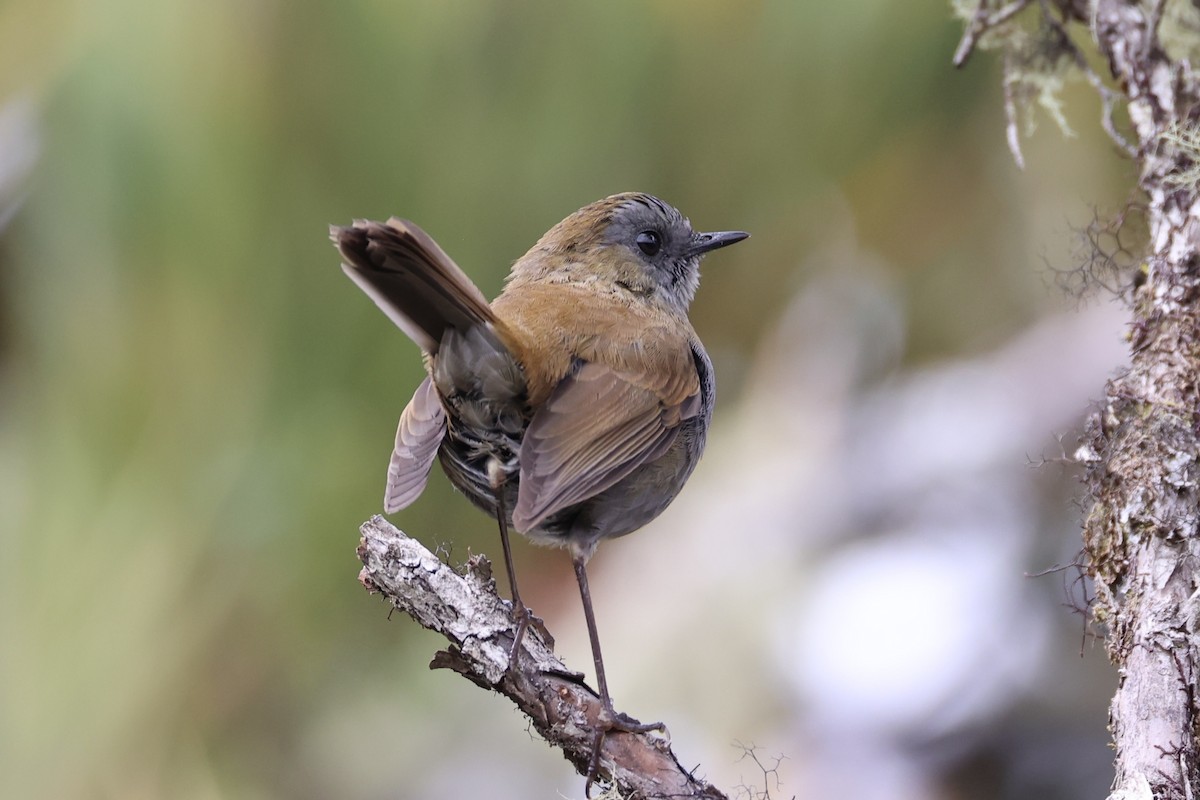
xmin=1 ymin=2 xmax=1132 ymax=798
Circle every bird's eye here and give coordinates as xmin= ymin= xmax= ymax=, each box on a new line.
xmin=635 ymin=230 xmax=661 ymax=256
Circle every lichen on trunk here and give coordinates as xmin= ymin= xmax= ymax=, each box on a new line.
xmin=956 ymin=1 xmax=1200 ymax=796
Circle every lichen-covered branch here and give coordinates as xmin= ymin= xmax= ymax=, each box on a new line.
xmin=956 ymin=1 xmax=1200 ymax=798
xmin=1081 ymin=4 xmax=1200 ymax=797
xmin=356 ymin=516 xmax=729 ymax=800
xmin=953 ymin=0 xmax=1136 ymax=166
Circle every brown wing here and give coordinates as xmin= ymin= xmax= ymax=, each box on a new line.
xmin=331 ymin=217 xmax=493 ymax=353
xmin=384 ymin=376 xmax=446 ymax=513
xmin=511 ymin=362 xmax=701 ymax=532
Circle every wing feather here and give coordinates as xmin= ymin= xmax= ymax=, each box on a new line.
xmin=511 ymin=362 xmax=698 ymax=531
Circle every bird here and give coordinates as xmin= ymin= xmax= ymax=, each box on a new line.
xmin=331 ymin=192 xmax=747 ymax=790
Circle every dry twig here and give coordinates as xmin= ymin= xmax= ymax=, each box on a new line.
xmin=356 ymin=515 xmax=730 ymax=800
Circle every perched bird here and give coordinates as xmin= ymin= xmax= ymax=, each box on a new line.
xmin=332 ymin=192 xmax=747 ymax=788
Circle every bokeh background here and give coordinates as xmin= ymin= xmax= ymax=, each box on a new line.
xmin=1 ymin=2 xmax=1136 ymax=799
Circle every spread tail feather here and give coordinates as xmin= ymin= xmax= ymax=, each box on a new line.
xmin=385 ymin=376 xmax=446 ymax=513
xmin=331 ymin=218 xmax=494 ymax=353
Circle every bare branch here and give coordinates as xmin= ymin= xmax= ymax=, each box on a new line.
xmin=356 ymin=516 xmax=730 ymax=800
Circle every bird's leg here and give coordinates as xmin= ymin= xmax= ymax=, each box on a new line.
xmin=572 ymin=552 xmax=665 ymax=797
xmin=490 ymin=461 xmax=529 ymax=671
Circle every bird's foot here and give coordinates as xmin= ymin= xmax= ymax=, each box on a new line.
xmin=600 ymin=707 xmax=665 ymax=735
xmin=583 ymin=703 xmax=666 ymax=797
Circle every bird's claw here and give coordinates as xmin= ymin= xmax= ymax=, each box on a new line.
xmin=583 ymin=703 xmax=667 ymax=797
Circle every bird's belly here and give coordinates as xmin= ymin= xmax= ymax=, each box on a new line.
xmin=555 ymin=421 xmax=704 ymax=543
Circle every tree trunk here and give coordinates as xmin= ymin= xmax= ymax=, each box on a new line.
xmin=959 ymin=2 xmax=1200 ymax=797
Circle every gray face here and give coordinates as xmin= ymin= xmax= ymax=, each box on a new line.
xmin=604 ymin=195 xmax=703 ymax=309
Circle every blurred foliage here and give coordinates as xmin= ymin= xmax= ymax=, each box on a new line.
xmin=0 ymin=1 xmax=1129 ymax=798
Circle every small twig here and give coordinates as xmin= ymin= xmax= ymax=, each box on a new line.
xmin=732 ymin=742 xmax=790 ymax=800
xmin=954 ymin=0 xmax=1032 ymax=68
xmin=356 ymin=516 xmax=730 ymax=800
